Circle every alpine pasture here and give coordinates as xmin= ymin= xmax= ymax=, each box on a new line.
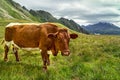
xmin=0 ymin=20 xmax=120 ymax=80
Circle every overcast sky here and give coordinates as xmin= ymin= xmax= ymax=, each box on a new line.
xmin=13 ymin=0 xmax=120 ymax=26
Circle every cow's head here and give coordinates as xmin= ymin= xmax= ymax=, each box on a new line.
xmin=48 ymin=28 xmax=78 ymax=56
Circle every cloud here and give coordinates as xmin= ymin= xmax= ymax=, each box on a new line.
xmin=13 ymin=0 xmax=120 ymax=26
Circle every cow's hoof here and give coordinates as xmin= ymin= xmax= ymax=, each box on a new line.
xmin=16 ymin=59 xmax=20 ymax=62
xmin=42 ymin=66 xmax=47 ymax=72
xmin=53 ymin=54 xmax=57 ymax=56
xmin=43 ymin=68 xmax=47 ymax=72
xmin=47 ymin=62 xmax=50 ymax=66
xmin=4 ymin=58 xmax=8 ymax=62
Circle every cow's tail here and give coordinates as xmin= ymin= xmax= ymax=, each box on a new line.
xmin=1 ymin=39 xmax=5 ymax=45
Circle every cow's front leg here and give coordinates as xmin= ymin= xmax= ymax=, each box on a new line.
xmin=41 ymin=50 xmax=48 ymax=70
xmin=46 ymin=54 xmax=50 ymax=66
xmin=12 ymin=45 xmax=19 ymax=61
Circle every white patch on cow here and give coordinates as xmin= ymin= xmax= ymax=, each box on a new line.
xmin=21 ymin=48 xmax=40 ymax=51
xmin=6 ymin=22 xmax=50 ymax=27
xmin=5 ymin=40 xmax=20 ymax=48
xmin=47 ymin=51 xmax=52 ymax=55
xmin=5 ymin=40 xmax=52 ymax=54
xmin=6 ymin=23 xmax=21 ymax=27
xmin=5 ymin=40 xmax=40 ymax=51
xmin=5 ymin=41 xmax=11 ymax=47
xmin=11 ymin=41 xmax=20 ymax=48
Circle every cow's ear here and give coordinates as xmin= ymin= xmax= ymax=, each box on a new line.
xmin=48 ymin=33 xmax=57 ymax=39
xmin=70 ymin=33 xmax=78 ymax=39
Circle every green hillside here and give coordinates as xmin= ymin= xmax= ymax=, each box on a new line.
xmin=0 ymin=0 xmax=38 ymax=21
xmin=0 ymin=20 xmax=120 ymax=80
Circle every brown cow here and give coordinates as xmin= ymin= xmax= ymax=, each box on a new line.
xmin=4 ymin=23 xmax=78 ymax=70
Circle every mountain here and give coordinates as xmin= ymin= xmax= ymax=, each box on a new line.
xmin=58 ymin=18 xmax=89 ymax=34
xmin=0 ymin=0 xmax=37 ymax=21
xmin=84 ymin=22 xmax=120 ymax=35
xmin=29 ymin=10 xmax=89 ymax=34
xmin=29 ymin=9 xmax=57 ymax=22
xmin=0 ymin=0 xmax=89 ymax=34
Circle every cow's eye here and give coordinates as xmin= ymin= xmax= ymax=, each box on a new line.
xmin=57 ymin=37 xmax=61 ymax=41
xmin=57 ymin=36 xmax=62 ymax=41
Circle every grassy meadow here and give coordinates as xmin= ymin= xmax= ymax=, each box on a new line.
xmin=0 ymin=20 xmax=120 ymax=80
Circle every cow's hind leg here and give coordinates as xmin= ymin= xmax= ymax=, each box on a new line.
xmin=4 ymin=45 xmax=9 ymax=61
xmin=12 ymin=45 xmax=20 ymax=61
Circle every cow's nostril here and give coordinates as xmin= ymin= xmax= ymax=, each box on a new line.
xmin=61 ymin=51 xmax=70 ymax=56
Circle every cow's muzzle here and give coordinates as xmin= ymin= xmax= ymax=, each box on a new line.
xmin=61 ymin=50 xmax=70 ymax=56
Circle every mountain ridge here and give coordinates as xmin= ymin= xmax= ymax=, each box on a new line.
xmin=29 ymin=9 xmax=89 ymax=34
xmin=84 ymin=22 xmax=120 ymax=35
xmin=58 ymin=18 xmax=89 ymax=34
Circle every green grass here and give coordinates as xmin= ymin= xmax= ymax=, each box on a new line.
xmin=0 ymin=20 xmax=120 ymax=80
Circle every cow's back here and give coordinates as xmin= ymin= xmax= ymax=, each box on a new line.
xmin=40 ymin=23 xmax=58 ymax=34
xmin=5 ymin=23 xmax=58 ymax=48
xmin=37 ymin=23 xmax=58 ymax=50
